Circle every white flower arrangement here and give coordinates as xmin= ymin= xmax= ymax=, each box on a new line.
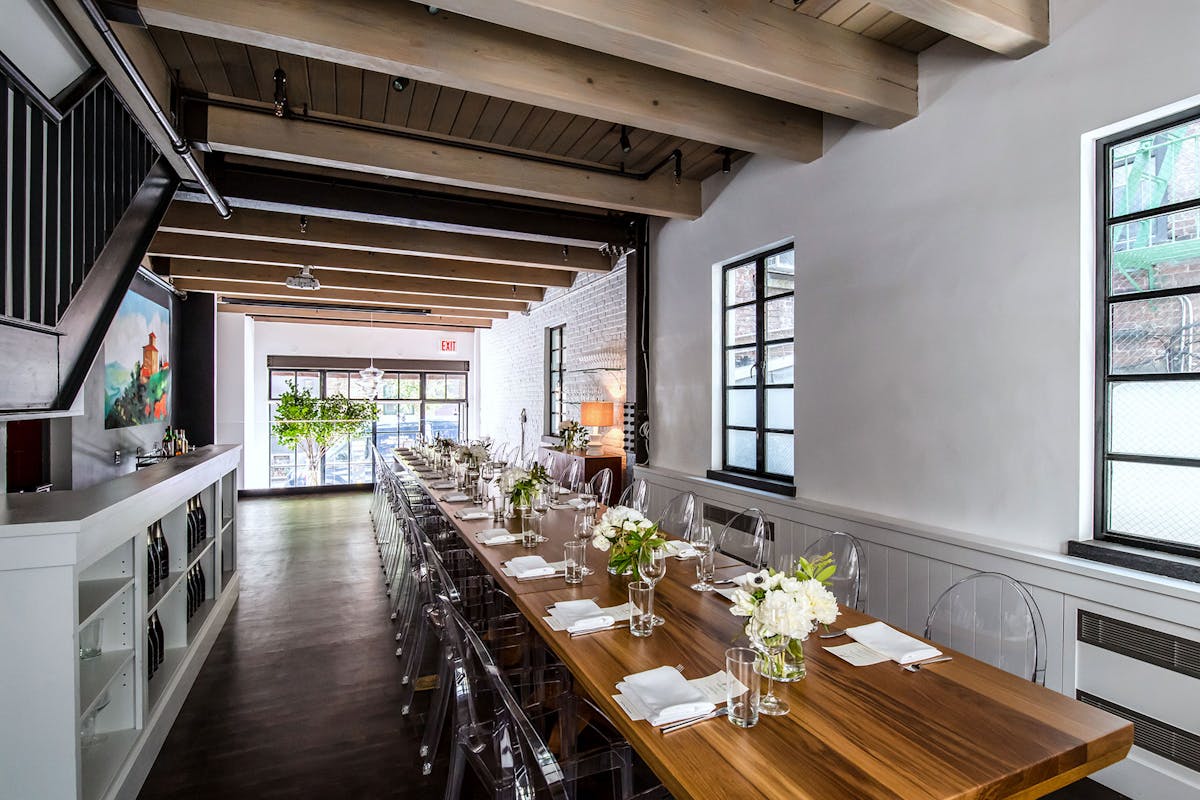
xmin=728 ymin=554 xmax=840 ymax=642
xmin=591 ymin=505 xmax=665 ymax=574
xmin=453 ymin=438 xmax=492 ymax=466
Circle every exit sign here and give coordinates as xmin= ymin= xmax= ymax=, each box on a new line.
xmin=440 ymin=340 xmax=457 ymax=352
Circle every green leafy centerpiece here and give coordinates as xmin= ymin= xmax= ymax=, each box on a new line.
xmin=590 ymin=506 xmax=665 ymax=576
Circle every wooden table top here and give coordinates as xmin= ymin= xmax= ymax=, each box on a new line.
xmin=395 ymin=455 xmax=1133 ymax=800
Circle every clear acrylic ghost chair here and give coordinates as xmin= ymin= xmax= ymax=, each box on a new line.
xmin=588 ymin=467 xmax=614 ymax=507
xmin=616 ymin=478 xmax=649 ymax=513
xmin=715 ymin=508 xmax=770 ymax=570
xmin=563 ymin=459 xmax=584 ymax=493
xmin=655 ymin=492 xmax=697 ymax=540
xmin=803 ymin=531 xmax=866 ymax=610
xmin=924 ymin=572 xmax=1047 ymax=685
xmin=436 ymin=594 xmax=643 ymax=800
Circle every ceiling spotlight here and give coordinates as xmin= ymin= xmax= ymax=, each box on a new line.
xmin=619 ymin=125 xmax=631 ymax=154
xmin=391 ymin=76 xmax=409 ymax=92
xmin=721 ymin=149 xmax=732 ymax=174
xmin=426 ymin=5 xmax=440 ymax=13
xmin=272 ymin=68 xmax=288 ymax=117
xmin=284 ymin=265 xmax=321 ymax=291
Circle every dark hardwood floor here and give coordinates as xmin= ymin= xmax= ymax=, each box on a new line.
xmin=137 ymin=492 xmax=1127 ymax=800
xmin=138 ymin=491 xmax=431 ymax=799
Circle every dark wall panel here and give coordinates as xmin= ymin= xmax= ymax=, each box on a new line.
xmin=176 ymin=291 xmax=216 ymax=446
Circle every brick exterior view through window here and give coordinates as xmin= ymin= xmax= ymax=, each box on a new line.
xmin=719 ymin=245 xmax=795 ymax=485
xmin=1098 ymin=109 xmax=1200 ymax=556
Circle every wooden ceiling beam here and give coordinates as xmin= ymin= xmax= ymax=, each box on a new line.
xmin=137 ymin=0 xmax=823 ymax=161
xmin=426 ymin=0 xmax=916 ymax=128
xmin=245 ymin=316 xmax=487 ymax=332
xmin=170 ymin=278 xmax=526 ymax=313
xmin=202 ymin=106 xmax=700 ymax=218
xmin=166 ymin=257 xmax=542 ymax=304
xmin=870 ymin=0 xmax=1048 ymax=57
xmin=168 ymin=259 xmax=544 ymax=301
xmin=217 ymin=302 xmax=493 ymax=327
xmin=158 ymin=203 xmax=613 ymax=272
xmin=149 ymin=232 xmax=575 ymax=288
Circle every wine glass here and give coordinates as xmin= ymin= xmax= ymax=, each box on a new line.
xmin=573 ymin=510 xmax=594 ymax=575
xmin=748 ymin=608 xmax=790 ymax=716
xmin=690 ymin=524 xmax=715 ymax=592
xmin=637 ymin=545 xmax=668 ymax=626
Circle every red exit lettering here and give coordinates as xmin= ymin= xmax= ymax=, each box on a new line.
xmin=440 ymin=340 xmax=457 ymax=352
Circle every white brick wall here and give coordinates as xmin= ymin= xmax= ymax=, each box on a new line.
xmin=478 ymin=260 xmax=626 ymax=457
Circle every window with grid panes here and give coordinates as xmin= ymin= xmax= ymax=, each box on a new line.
xmin=718 ymin=246 xmax=795 ymax=487
xmin=546 ymin=325 xmax=565 ymax=434
xmin=268 ymin=367 xmax=467 ymax=488
xmin=1097 ymin=109 xmax=1200 ymax=557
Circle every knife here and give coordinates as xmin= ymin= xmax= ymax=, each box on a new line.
xmin=568 ymin=623 xmax=622 ymax=637
xmin=660 ymin=708 xmax=729 ymax=733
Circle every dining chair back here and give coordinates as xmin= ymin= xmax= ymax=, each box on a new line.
xmin=564 ymin=458 xmax=584 ymax=492
xmin=715 ymin=508 xmax=770 ymax=570
xmin=656 ymin=491 xmax=697 ymax=540
xmin=616 ymin=478 xmax=649 ymax=512
xmin=803 ymin=531 xmax=866 ymax=610
xmin=924 ymin=571 xmax=1048 ymax=685
xmin=588 ymin=468 xmax=614 ymax=506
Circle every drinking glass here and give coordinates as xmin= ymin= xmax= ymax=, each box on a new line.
xmin=725 ymin=648 xmax=760 ymax=728
xmin=79 ymin=618 xmax=103 ymax=660
xmin=521 ymin=513 xmax=541 ymax=549
xmin=490 ymin=494 xmax=505 ymax=524
xmin=748 ymin=609 xmax=790 ymax=716
xmin=637 ymin=546 xmax=668 ymax=626
xmin=532 ymin=485 xmax=548 ymax=514
xmin=80 ymin=712 xmax=97 ymax=750
xmin=572 ymin=511 xmax=595 ymax=575
xmin=564 ymin=541 xmax=586 ymax=584
xmin=628 ymin=581 xmax=654 ymax=638
xmin=690 ymin=525 xmax=716 ymax=591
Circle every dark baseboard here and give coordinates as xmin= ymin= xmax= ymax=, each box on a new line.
xmin=239 ymin=483 xmax=373 ymax=498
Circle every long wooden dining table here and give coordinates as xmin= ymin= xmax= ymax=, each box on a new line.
xmin=397 ymin=455 xmax=1133 ymax=800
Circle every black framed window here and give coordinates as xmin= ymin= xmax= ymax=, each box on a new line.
xmin=1096 ymin=108 xmax=1200 ymax=558
xmin=546 ymin=325 xmax=565 ymax=434
xmin=268 ymin=368 xmax=467 ymax=488
xmin=717 ymin=245 xmax=795 ymax=486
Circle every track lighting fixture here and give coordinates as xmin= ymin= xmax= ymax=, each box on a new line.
xmin=391 ymin=76 xmax=409 ymax=92
xmin=721 ymin=149 xmax=732 ymax=174
xmin=284 ymin=265 xmax=320 ymax=291
xmin=298 ymin=215 xmax=308 ymax=234
xmin=619 ymin=125 xmax=631 ymax=153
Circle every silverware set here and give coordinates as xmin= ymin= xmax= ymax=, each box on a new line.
xmin=660 ymin=708 xmax=729 ymax=733
xmin=903 ymin=656 xmax=953 ymax=672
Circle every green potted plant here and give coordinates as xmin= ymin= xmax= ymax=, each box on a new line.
xmin=271 ymin=381 xmax=379 ymax=486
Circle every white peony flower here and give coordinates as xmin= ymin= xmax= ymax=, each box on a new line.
xmin=778 ymin=576 xmax=803 ymax=594
xmin=801 ymin=579 xmax=840 ymax=626
xmin=729 ymin=589 xmax=757 ymax=617
xmin=591 ymin=533 xmax=611 ymax=552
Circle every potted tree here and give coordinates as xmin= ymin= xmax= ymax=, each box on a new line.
xmin=271 ymin=381 xmax=379 ymax=487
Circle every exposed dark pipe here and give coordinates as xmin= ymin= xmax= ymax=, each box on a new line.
xmin=76 ymin=0 xmax=232 ymax=218
xmin=183 ymin=93 xmax=683 ymax=183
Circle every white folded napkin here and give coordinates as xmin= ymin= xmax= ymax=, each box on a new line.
xmin=619 ymin=666 xmax=715 ymax=727
xmin=663 ymin=540 xmax=697 ymax=558
xmin=556 ymin=487 xmax=571 ymax=495
xmin=565 ymin=497 xmax=586 ymax=508
xmin=442 ymin=492 xmax=470 ymax=502
xmin=481 ymin=532 xmax=518 ymax=545
xmin=845 ymin=621 xmax=942 ymax=665
xmin=568 ymin=615 xmax=615 ymax=634
xmin=548 ymin=502 xmax=577 ymax=511
xmin=549 ymin=599 xmax=603 ymax=626
xmin=506 ymin=556 xmax=556 ymax=579
xmin=456 ymin=510 xmax=491 ymax=521
xmin=430 ymin=480 xmax=456 ymax=489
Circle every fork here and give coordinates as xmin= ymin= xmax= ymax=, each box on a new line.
xmin=903 ymin=656 xmax=953 ymax=672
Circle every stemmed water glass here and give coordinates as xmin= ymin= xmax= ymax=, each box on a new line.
xmin=572 ymin=510 xmax=594 ymax=575
xmin=637 ymin=545 xmax=668 ymax=626
xmin=690 ymin=524 xmax=715 ymax=592
xmin=748 ymin=608 xmax=790 ymax=717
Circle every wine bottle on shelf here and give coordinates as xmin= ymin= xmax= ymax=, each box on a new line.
xmin=177 ymin=429 xmax=188 ymax=455
xmin=197 ymin=563 xmax=206 ymax=604
xmin=196 ymin=495 xmax=208 ymax=540
xmin=150 ymin=611 xmax=165 ymax=669
xmin=185 ymin=568 xmax=195 ymax=618
xmin=147 ymin=630 xmax=157 ymax=679
xmin=186 ymin=498 xmax=197 ymax=552
xmin=147 ymin=531 xmax=160 ymax=594
xmin=153 ymin=521 xmax=170 ymax=581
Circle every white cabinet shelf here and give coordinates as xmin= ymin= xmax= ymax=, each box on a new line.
xmin=79 ymin=650 xmax=134 ymax=718
xmin=78 ymin=578 xmax=134 ymax=630
xmin=0 ymin=445 xmax=242 ymax=800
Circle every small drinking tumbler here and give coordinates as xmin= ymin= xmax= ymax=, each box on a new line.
xmin=696 ymin=549 xmax=716 ymax=588
xmin=80 ymin=618 xmax=103 ymax=660
xmin=522 ymin=514 xmax=541 ymax=549
xmin=725 ymin=647 xmax=760 ymax=728
xmin=564 ymin=541 xmax=586 ymax=585
xmin=628 ymin=581 xmax=654 ymax=638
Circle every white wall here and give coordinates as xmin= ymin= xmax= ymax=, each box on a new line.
xmin=649 ymin=0 xmax=1200 ymax=552
xmin=478 ymin=264 xmax=626 ymax=457
xmin=215 ymin=317 xmax=476 ymax=489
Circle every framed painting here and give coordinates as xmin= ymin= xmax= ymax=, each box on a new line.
xmin=104 ymin=285 xmax=171 ymax=429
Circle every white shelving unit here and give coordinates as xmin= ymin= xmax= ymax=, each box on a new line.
xmin=0 ymin=445 xmax=241 ymax=800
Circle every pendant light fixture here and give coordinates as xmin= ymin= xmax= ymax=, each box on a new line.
xmin=359 ymin=312 xmax=383 ymax=400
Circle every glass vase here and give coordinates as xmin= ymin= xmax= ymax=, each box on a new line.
xmin=607 ymin=547 xmax=634 ymax=576
xmin=758 ymin=638 xmax=807 ymax=683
